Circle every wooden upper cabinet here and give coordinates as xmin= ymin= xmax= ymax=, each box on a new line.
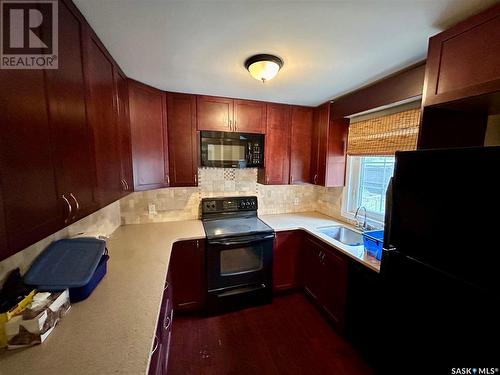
xmin=45 ymin=0 xmax=96 ymax=221
xmin=167 ymin=93 xmax=199 ymax=187
xmin=290 ymin=106 xmax=314 ymax=184
xmin=325 ymin=118 xmax=349 ymax=187
xmin=83 ymin=30 xmax=123 ymax=206
xmin=114 ymin=69 xmax=134 ymax=194
xmin=258 ymin=104 xmax=291 ymax=185
xmin=0 ymin=69 xmax=62 ymax=256
xmin=128 ymin=80 xmax=169 ymax=191
xmin=196 ymin=95 xmax=233 ymax=132
xmin=233 ymin=99 xmax=266 ymax=133
xmin=423 ymin=3 xmax=500 ymax=107
xmin=311 ymin=103 xmax=349 ymax=187
xmin=311 ymin=103 xmax=329 ymax=186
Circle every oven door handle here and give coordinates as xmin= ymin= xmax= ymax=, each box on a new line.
xmin=209 ymin=233 xmax=275 ymax=246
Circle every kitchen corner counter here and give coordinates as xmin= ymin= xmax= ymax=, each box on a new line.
xmin=260 ymin=212 xmax=381 ymax=272
xmin=0 ymin=220 xmax=205 ymax=375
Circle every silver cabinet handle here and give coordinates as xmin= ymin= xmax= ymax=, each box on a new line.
xmin=229 ymin=119 xmax=233 ymax=131
xmin=120 ymin=179 xmax=126 ymax=190
xmin=69 ymin=193 xmax=79 ymax=219
xmin=163 ymin=315 xmax=171 ymax=330
xmin=151 ymin=334 xmax=159 ymax=355
xmin=313 ymin=174 xmax=318 ymax=184
xmin=61 ymin=194 xmax=72 ymax=224
xmin=166 ymin=175 xmax=170 ymax=186
xmin=124 ymin=179 xmax=129 ymax=191
xmin=234 ymin=121 xmax=237 ymax=131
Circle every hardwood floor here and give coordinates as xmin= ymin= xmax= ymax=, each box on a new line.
xmin=168 ymin=293 xmax=373 ymax=375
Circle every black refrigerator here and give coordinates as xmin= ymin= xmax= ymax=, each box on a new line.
xmin=380 ymin=146 xmax=499 ymax=373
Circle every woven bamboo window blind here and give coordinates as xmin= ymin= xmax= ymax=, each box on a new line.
xmin=347 ymin=108 xmax=421 ymax=156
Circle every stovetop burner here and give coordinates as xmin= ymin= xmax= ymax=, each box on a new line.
xmin=201 ymin=196 xmax=274 ymax=240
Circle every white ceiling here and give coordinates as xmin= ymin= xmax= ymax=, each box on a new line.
xmin=74 ymin=0 xmax=498 ymax=106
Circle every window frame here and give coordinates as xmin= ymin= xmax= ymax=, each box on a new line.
xmin=341 ymin=155 xmax=394 ymax=226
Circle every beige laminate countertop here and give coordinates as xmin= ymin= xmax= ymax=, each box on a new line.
xmin=0 ymin=212 xmax=380 ymax=375
xmin=0 ymin=220 xmax=205 ymax=375
xmin=260 ymin=212 xmax=381 ymax=273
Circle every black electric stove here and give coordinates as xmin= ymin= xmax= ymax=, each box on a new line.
xmin=201 ymin=196 xmax=274 ymax=314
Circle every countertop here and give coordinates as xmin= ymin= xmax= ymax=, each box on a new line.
xmin=0 ymin=220 xmax=205 ymax=375
xmin=260 ymin=212 xmax=381 ymax=273
xmin=0 ymin=212 xmax=380 ymax=375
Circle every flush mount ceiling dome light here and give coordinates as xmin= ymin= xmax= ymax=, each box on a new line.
xmin=244 ymin=54 xmax=283 ymax=83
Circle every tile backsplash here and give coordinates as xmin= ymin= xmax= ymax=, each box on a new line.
xmin=1 ymin=169 xmax=348 ymax=283
xmin=0 ymin=201 xmax=121 ymax=285
xmin=120 ymin=168 xmax=345 ymax=224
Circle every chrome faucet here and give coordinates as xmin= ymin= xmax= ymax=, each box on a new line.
xmin=354 ymin=206 xmax=367 ymax=231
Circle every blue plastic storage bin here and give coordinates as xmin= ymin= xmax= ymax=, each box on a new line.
xmin=69 ymin=253 xmax=109 ymax=302
xmin=363 ymin=230 xmax=384 ymax=260
xmin=24 ymin=237 xmax=108 ymax=302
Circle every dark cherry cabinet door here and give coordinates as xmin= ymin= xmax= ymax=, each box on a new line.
xmin=303 ymin=235 xmax=349 ymax=331
xmin=83 ymin=31 xmax=122 ymax=206
xmin=311 ymin=103 xmax=330 ymax=186
xmin=114 ymin=69 xmax=134 ymax=194
xmin=45 ymin=0 xmax=96 ymax=221
xmin=290 ymin=106 xmax=314 ymax=184
xmin=233 ymin=99 xmax=266 ymax=134
xmin=170 ymin=239 xmax=205 ymax=312
xmin=423 ymin=3 xmax=500 ymax=107
xmin=325 ymin=118 xmax=349 ymax=187
xmin=196 ymin=95 xmax=233 ymax=132
xmin=311 ymin=103 xmax=348 ymax=187
xmin=128 ymin=80 xmax=169 ymax=191
xmin=0 ymin=188 xmax=7 ymax=259
xmin=321 ymin=248 xmax=349 ymax=331
xmin=0 ymin=69 xmax=62 ymax=256
xmin=303 ymin=237 xmax=323 ymax=301
xmin=273 ymin=231 xmax=303 ymax=292
xmin=167 ymin=93 xmax=198 ymax=187
xmin=258 ymin=104 xmax=291 ymax=184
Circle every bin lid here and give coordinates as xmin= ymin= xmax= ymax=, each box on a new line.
xmin=24 ymin=238 xmax=106 ymax=288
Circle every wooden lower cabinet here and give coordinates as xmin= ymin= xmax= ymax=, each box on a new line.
xmin=149 ymin=271 xmax=173 ymax=375
xmin=303 ymin=235 xmax=349 ymax=331
xmin=273 ymin=231 xmax=303 ymax=292
xmin=170 ymin=239 xmax=206 ymax=312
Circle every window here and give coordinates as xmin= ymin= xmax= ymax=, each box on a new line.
xmin=342 ymin=155 xmax=395 ymax=224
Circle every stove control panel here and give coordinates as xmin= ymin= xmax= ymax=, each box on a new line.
xmin=202 ymin=196 xmax=258 ymax=214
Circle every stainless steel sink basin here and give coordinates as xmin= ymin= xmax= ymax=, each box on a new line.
xmin=317 ymin=226 xmax=363 ymax=246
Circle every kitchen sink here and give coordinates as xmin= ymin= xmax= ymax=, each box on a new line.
xmin=317 ymin=226 xmax=363 ymax=246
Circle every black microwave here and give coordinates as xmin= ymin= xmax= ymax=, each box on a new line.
xmin=200 ymin=131 xmax=264 ymax=168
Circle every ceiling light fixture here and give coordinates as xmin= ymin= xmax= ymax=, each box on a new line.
xmin=244 ymin=54 xmax=283 ymax=83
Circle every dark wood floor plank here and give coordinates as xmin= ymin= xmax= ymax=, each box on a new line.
xmin=168 ymin=293 xmax=372 ymax=375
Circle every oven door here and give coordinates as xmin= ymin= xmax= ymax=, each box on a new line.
xmin=206 ymin=233 xmax=274 ymax=291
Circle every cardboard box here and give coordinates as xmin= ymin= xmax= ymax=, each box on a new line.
xmin=0 ymin=290 xmax=37 ymax=348
xmin=5 ymin=290 xmax=71 ymax=349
